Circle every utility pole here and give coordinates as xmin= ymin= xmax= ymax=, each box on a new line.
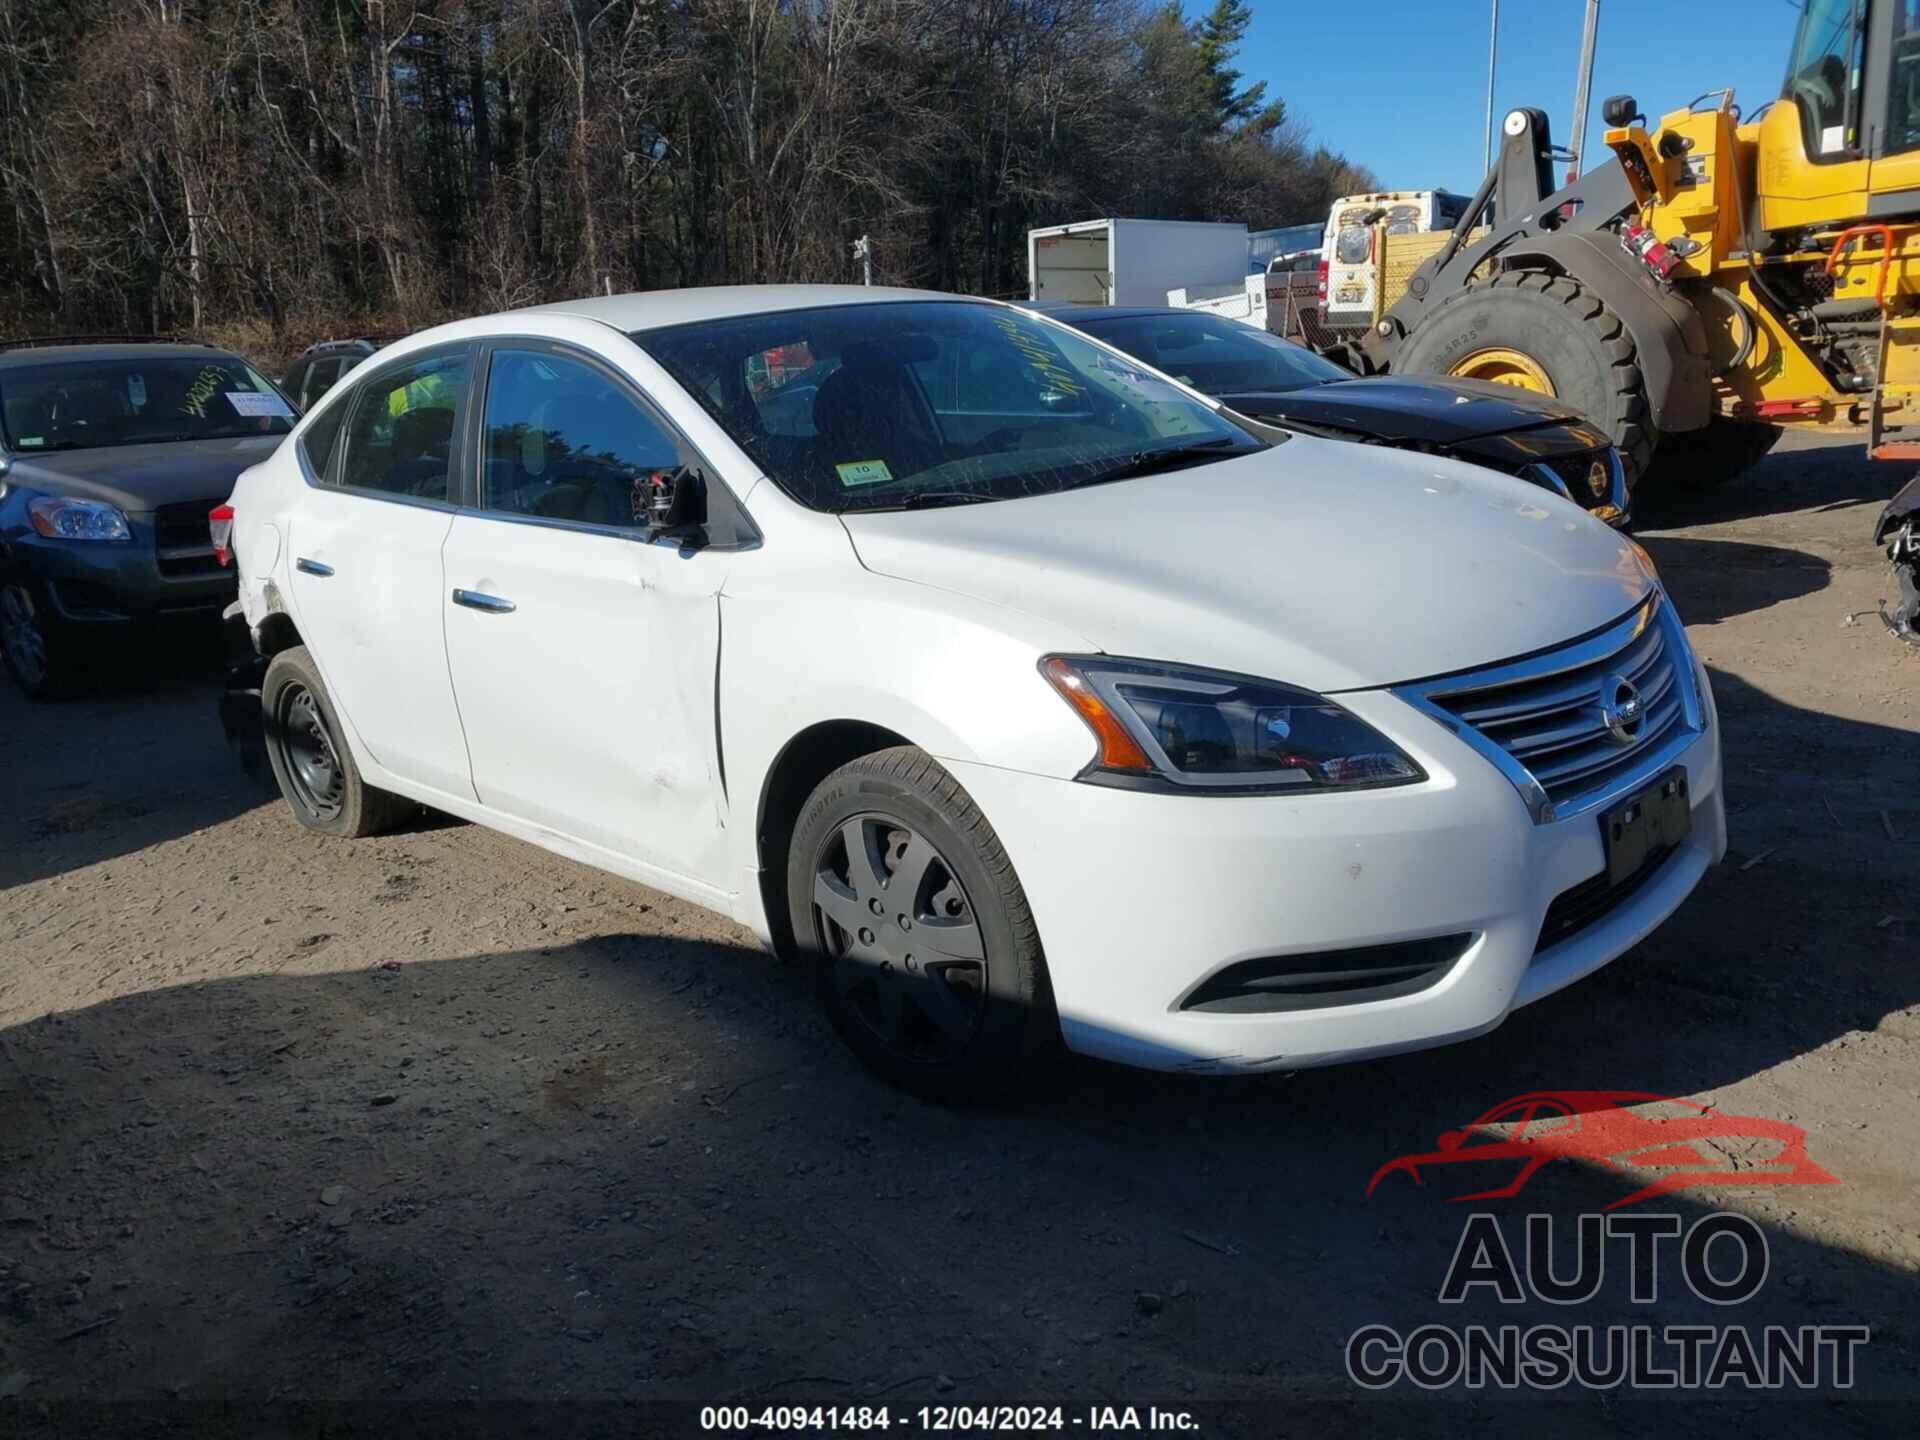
xmin=852 ymin=235 xmax=873 ymax=286
xmin=1483 ymin=0 xmax=1500 ymax=173
xmin=1567 ymin=0 xmax=1601 ymax=182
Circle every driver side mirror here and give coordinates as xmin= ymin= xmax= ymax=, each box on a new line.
xmin=642 ymin=466 xmax=708 ymax=546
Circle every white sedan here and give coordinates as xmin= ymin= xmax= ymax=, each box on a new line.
xmin=221 ymin=285 xmax=1725 ymax=1098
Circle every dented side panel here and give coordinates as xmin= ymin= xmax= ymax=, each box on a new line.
xmin=440 ymin=512 xmax=737 ymax=892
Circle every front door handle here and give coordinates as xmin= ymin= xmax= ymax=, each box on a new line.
xmin=295 ymin=556 xmax=334 ymax=577
xmin=451 ymin=588 xmax=516 ymax=614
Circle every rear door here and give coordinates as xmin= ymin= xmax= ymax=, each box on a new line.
xmin=285 ymin=346 xmax=478 ymax=801
xmin=439 ymin=341 xmax=737 ymax=885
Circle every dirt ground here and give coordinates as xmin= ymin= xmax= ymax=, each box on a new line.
xmin=2 ymin=429 xmax=1917 ymax=1437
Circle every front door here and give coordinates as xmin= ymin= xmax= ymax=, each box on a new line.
xmin=440 ymin=343 xmax=733 ymax=887
xmin=286 ymin=346 xmax=477 ymax=801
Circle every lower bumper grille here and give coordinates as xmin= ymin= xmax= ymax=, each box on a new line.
xmin=1180 ymin=933 xmax=1473 ymax=1014
xmin=1536 ymin=845 xmax=1678 ymax=954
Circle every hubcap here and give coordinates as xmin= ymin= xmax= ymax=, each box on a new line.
xmin=279 ymin=684 xmax=346 ymax=820
xmin=0 ymin=584 xmax=49 ymax=687
xmin=1450 ymin=346 xmax=1557 ymax=395
xmin=813 ymin=815 xmax=987 ymax=1063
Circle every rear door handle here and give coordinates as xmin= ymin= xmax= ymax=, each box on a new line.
xmin=295 ymin=556 xmax=334 ymax=577
xmin=451 ymin=588 xmax=516 ymax=614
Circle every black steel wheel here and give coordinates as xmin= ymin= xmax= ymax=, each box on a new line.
xmin=787 ymin=746 xmax=1058 ymax=1101
xmin=261 ymin=645 xmax=414 ymax=838
xmin=277 ymin=681 xmax=346 ymax=822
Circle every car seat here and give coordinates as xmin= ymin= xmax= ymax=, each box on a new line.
xmin=812 ymin=356 xmax=942 ymax=489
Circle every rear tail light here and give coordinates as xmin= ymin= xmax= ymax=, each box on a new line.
xmin=209 ymin=503 xmax=235 ymax=567
xmin=1316 ymin=260 xmax=1328 ymax=302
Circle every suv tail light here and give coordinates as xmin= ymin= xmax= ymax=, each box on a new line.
xmin=209 ymin=503 xmax=235 ymax=567
xmin=1316 ymin=260 xmax=1328 ymax=302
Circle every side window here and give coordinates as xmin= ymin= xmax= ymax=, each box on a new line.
xmin=1889 ymin=1 xmax=1920 ymax=155
xmin=304 ymin=358 xmax=344 ymax=407
xmin=298 ymin=397 xmax=348 ymax=480
xmin=1784 ymin=0 xmax=1864 ymax=158
xmin=339 ymin=351 xmax=468 ymax=501
xmin=479 ymin=349 xmax=683 ymax=529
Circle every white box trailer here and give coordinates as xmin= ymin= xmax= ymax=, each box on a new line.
xmin=1026 ymin=219 xmax=1248 ymax=308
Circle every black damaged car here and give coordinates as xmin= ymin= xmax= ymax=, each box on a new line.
xmin=1030 ymin=304 xmax=1629 ymax=526
xmin=0 ymin=339 xmax=294 ymax=697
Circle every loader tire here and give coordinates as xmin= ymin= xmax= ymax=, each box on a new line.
xmin=1394 ymin=270 xmax=1655 ymax=484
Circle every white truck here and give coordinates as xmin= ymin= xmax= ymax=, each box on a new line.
xmin=1026 ymin=219 xmax=1248 ymax=308
xmin=1165 ymin=273 xmax=1287 ymax=331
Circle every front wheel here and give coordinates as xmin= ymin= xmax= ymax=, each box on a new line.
xmin=261 ymin=646 xmax=414 ymax=837
xmin=0 ymin=580 xmax=75 ymax=699
xmin=786 ymin=746 xmax=1058 ymax=1102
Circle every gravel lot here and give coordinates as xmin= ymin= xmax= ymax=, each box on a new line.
xmin=2 ymin=430 xmax=1916 ymax=1436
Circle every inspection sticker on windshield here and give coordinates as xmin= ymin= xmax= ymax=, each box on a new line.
xmin=835 ymin=459 xmax=893 ymax=487
xmin=227 ymin=391 xmax=293 ymax=419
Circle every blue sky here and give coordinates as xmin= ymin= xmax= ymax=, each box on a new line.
xmin=1227 ymin=0 xmax=1807 ymax=202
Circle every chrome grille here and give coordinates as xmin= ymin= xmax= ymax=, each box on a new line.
xmin=1393 ymin=593 xmax=1704 ymax=824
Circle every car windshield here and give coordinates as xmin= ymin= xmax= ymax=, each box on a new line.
xmin=634 ymin=301 xmax=1267 ymax=513
xmin=0 ymin=354 xmax=294 ymax=453
xmin=1077 ymin=312 xmax=1352 ymax=397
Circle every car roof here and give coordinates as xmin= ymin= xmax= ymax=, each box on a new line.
xmin=0 ymin=341 xmax=232 ymax=369
xmin=523 ymin=284 xmax=982 ymax=332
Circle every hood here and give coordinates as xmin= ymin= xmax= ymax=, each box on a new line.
xmin=2 ymin=435 xmax=283 ymax=512
xmin=1219 ymin=375 xmax=1586 ymax=444
xmin=840 ymin=436 xmax=1654 ymax=693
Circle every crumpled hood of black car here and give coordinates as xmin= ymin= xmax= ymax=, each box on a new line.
xmin=1218 ymin=375 xmax=1589 ymax=444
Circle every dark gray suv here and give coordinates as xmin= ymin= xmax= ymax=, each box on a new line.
xmin=0 ymin=338 xmax=294 ymax=696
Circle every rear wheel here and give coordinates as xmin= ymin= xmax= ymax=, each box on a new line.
xmin=1396 ymin=270 xmax=1654 ymax=483
xmin=261 ymin=646 xmax=414 ymax=837
xmin=786 ymin=746 xmax=1058 ymax=1102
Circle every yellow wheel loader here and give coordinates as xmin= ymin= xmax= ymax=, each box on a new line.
xmin=1339 ymin=0 xmax=1920 ymax=519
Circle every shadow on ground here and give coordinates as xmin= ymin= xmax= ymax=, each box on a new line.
xmin=0 ymin=672 xmax=1915 ymax=1435
xmin=1636 ymin=535 xmax=1832 ymax=625
xmin=0 ymin=626 xmax=263 ymax=891
xmin=1633 ymin=434 xmax=1904 ymax=530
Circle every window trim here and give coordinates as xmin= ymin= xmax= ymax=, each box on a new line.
xmin=463 ymin=336 xmax=760 ymax=551
xmin=302 ymin=342 xmax=475 ymax=513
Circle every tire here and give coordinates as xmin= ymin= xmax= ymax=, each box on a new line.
xmin=786 ymin=745 xmax=1059 ymax=1102
xmin=1396 ymin=270 xmax=1655 ymax=483
xmin=261 ymin=646 xmax=414 ymax=838
xmin=1637 ymin=418 xmax=1782 ymax=492
xmin=0 ymin=580 xmax=76 ymax=699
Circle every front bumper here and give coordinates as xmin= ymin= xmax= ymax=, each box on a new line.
xmin=1 ymin=521 xmax=235 ymax=623
xmin=944 ymin=684 xmax=1724 ymax=1075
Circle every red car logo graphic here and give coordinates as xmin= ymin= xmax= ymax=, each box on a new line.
xmin=1367 ymin=1090 xmax=1839 ymax=1210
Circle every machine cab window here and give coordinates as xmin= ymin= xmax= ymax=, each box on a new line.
xmin=1784 ymin=0 xmax=1866 ymax=160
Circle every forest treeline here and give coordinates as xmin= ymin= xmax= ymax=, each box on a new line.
xmin=0 ymin=0 xmax=1374 ymax=353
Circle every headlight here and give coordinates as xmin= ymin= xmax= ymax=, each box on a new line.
xmin=1040 ymin=655 xmax=1424 ymax=794
xmin=28 ymin=496 xmax=132 ymax=542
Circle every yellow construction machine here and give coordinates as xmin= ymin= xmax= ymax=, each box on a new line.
xmin=1339 ymin=0 xmax=1920 ymax=524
